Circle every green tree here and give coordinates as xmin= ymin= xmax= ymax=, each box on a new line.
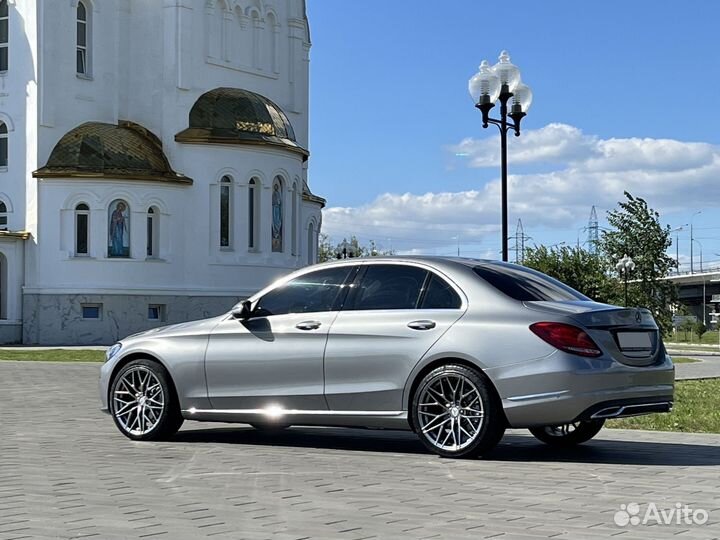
xmin=523 ymin=245 xmax=614 ymax=302
xmin=317 ymin=234 xmax=393 ymax=262
xmin=694 ymin=321 xmax=707 ymax=342
xmin=599 ymin=192 xmax=677 ymax=335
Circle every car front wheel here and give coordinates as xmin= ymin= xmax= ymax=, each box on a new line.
xmin=109 ymin=359 xmax=184 ymax=441
xmin=528 ymin=419 xmax=605 ymax=447
xmin=411 ymin=364 xmax=506 ymax=459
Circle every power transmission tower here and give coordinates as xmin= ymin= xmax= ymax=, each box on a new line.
xmin=511 ymin=219 xmax=530 ymax=264
xmin=587 ymin=206 xmax=599 ymax=254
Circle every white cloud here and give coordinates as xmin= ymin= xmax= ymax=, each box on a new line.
xmin=322 ymin=123 xmax=720 ymax=252
xmin=450 ymin=123 xmax=599 ymax=166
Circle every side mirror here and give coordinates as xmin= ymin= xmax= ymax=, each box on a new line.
xmin=231 ymin=300 xmax=252 ymax=320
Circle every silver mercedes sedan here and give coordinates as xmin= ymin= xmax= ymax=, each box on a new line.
xmin=100 ymin=257 xmax=674 ymax=458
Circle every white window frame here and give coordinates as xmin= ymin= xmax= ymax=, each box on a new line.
xmin=248 ymin=177 xmax=259 ymax=251
xmin=0 ymin=122 xmax=7 ymax=169
xmin=219 ymin=176 xmax=233 ymax=249
xmin=74 ymin=203 xmax=90 ymax=256
xmin=0 ymin=0 xmax=8 ymax=73
xmin=0 ymin=200 xmax=7 ymax=230
xmin=146 ymin=206 xmax=159 ymax=259
xmin=76 ymin=1 xmax=91 ymax=77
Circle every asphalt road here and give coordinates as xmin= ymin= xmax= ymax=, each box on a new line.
xmin=1 ymin=361 xmax=719 ymax=540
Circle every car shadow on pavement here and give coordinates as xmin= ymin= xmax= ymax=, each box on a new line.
xmin=172 ymin=426 xmax=720 ymax=466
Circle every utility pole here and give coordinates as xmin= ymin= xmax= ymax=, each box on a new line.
xmin=511 ymin=219 xmax=530 ymax=264
xmin=587 ymin=206 xmax=599 ymax=254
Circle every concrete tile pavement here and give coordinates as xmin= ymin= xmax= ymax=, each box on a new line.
xmin=0 ymin=361 xmax=718 ymax=540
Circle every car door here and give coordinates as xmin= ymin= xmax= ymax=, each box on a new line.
xmin=204 ymin=265 xmax=357 ymax=410
xmin=323 ymin=262 xmax=467 ymax=412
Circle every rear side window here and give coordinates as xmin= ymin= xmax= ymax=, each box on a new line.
xmin=349 ymin=264 xmax=427 ymax=310
xmin=255 ymin=266 xmax=354 ymax=316
xmin=473 ymin=265 xmax=588 ymax=302
xmin=421 ymin=274 xmax=462 ymax=309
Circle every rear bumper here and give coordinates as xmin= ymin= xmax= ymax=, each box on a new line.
xmin=577 ymin=397 xmax=673 ymax=421
xmin=486 ymin=350 xmax=675 ymax=428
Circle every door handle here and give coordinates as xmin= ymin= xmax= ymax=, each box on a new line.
xmin=407 ymin=320 xmax=436 ymax=330
xmin=296 ymin=320 xmax=322 ymax=331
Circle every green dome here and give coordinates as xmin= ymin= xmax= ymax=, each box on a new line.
xmin=33 ymin=121 xmax=191 ymax=184
xmin=175 ymin=88 xmax=308 ymax=158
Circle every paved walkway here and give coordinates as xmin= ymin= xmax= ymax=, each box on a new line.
xmin=1 ymin=361 xmax=719 ymax=539
xmin=670 ymin=352 xmax=720 ymax=380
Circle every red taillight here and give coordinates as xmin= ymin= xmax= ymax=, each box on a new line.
xmin=529 ymin=322 xmax=602 ymax=358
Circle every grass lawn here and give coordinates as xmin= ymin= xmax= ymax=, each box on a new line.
xmin=0 ymin=349 xmax=105 ymax=362
xmin=671 ymin=357 xmax=700 ymax=364
xmin=607 ymin=378 xmax=720 ymax=434
xmin=666 ymin=330 xmax=720 ymax=346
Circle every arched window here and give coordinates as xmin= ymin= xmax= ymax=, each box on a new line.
xmin=271 ymin=177 xmax=283 ymax=252
xmin=146 ymin=207 xmax=159 ymax=258
xmin=76 ymin=1 xmax=90 ymax=75
xmin=307 ymin=222 xmax=315 ymax=265
xmin=265 ymin=12 xmax=277 ymax=73
xmin=108 ymin=199 xmax=130 ymax=258
xmin=75 ymin=203 xmax=89 ymax=255
xmin=250 ymin=10 xmax=261 ymax=69
xmin=0 ymin=200 xmax=7 ymax=230
xmin=220 ymin=176 xmax=232 ymax=248
xmin=248 ymin=178 xmax=259 ymax=250
xmin=0 ymin=0 xmax=8 ymax=72
xmin=291 ymin=182 xmax=298 ymax=255
xmin=0 ymin=122 xmax=6 ymax=167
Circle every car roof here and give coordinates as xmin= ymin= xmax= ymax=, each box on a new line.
xmin=313 ymin=255 xmax=522 ymax=272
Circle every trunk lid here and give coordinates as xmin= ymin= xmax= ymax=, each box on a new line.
xmin=524 ymin=301 xmax=662 ymax=367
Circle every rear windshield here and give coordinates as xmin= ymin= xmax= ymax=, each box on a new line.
xmin=473 ymin=265 xmax=589 ymax=302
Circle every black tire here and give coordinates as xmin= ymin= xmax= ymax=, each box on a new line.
xmin=250 ymin=422 xmax=291 ymax=432
xmin=528 ymin=419 xmax=605 ymax=447
xmin=109 ymin=358 xmax=184 ymax=441
xmin=411 ymin=364 xmax=506 ymax=459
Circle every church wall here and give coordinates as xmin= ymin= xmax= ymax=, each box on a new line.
xmin=9 ymin=0 xmax=318 ymax=344
xmin=22 ymin=293 xmax=234 ymax=346
xmin=24 ymin=142 xmax=322 ymax=344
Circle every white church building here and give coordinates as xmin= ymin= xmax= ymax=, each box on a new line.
xmin=0 ymin=0 xmax=324 ymax=344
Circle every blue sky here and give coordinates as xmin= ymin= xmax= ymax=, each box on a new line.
xmin=307 ymin=0 xmax=720 ymax=271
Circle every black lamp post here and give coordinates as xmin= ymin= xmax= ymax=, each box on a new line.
xmin=469 ymin=51 xmax=533 ymax=262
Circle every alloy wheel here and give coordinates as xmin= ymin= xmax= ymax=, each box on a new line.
xmin=113 ymin=366 xmax=165 ymax=436
xmin=416 ymin=373 xmax=485 ymax=452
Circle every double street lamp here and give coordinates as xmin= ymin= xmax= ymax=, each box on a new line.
xmin=469 ymin=51 xmax=533 ymax=262
xmin=616 ymin=254 xmax=636 ymax=307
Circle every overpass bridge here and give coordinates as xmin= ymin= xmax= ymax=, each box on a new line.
xmin=665 ymin=270 xmax=720 ymax=326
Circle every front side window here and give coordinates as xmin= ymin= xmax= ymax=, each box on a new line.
xmin=108 ymin=199 xmax=130 ymax=258
xmin=220 ymin=176 xmax=231 ymax=248
xmin=254 ymin=266 xmax=354 ymax=317
xmin=75 ymin=203 xmax=89 ymax=255
xmin=76 ymin=1 xmax=89 ymax=75
xmin=0 ymin=0 xmax=8 ymax=72
xmin=349 ymin=264 xmax=427 ymax=311
xmin=0 ymin=122 xmax=7 ymax=167
xmin=473 ymin=264 xmax=589 ymax=302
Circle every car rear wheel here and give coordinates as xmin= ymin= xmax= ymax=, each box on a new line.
xmin=110 ymin=359 xmax=184 ymax=441
xmin=528 ymin=419 xmax=605 ymax=447
xmin=411 ymin=364 xmax=505 ymax=459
